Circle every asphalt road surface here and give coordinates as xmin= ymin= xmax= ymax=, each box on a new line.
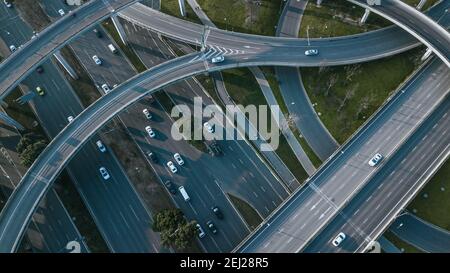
xmin=237 ymin=58 xmax=450 ymax=252
xmin=390 ymin=212 xmax=450 ymax=253
xmin=304 ymin=93 xmax=450 ymax=252
xmin=64 ymin=20 xmax=257 ymax=252
xmin=275 ymin=0 xmax=339 ymax=161
xmin=0 ymin=4 xmax=88 ymax=253
xmin=349 ymin=0 xmax=450 ymax=66
xmin=36 ymin=1 xmax=166 ymax=253
xmin=1 ymin=0 xmax=448 ymax=100
xmin=0 ymin=0 xmax=139 ymax=99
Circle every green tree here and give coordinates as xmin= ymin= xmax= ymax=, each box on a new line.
xmin=20 ymin=139 xmax=47 ymax=167
xmin=16 ymin=132 xmax=44 ymax=154
xmin=173 ymin=220 xmax=197 ymax=249
xmin=152 ymin=209 xmax=197 ymax=249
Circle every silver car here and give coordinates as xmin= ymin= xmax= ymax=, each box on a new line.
xmin=368 ymin=153 xmax=383 ymax=167
xmin=92 ymin=55 xmax=102 ymax=65
xmin=99 ymin=167 xmax=110 ymax=180
xmin=101 ymin=84 xmax=110 ymax=93
xmin=211 ymin=55 xmax=224 ymax=63
xmin=332 ymin=232 xmax=346 ymax=247
xmin=304 ymin=49 xmax=319 ymax=56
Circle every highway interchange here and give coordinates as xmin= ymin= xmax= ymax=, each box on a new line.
xmin=0 ymin=0 xmax=449 ymax=253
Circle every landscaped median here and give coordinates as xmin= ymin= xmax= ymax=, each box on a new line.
xmin=301 ymin=47 xmax=425 ymax=144
xmin=407 ymin=159 xmax=450 ymax=232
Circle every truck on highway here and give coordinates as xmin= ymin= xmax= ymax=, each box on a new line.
xmin=179 ymin=186 xmax=190 ymax=202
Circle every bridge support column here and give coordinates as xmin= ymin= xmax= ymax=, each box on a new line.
xmin=178 ymin=0 xmax=186 ymax=17
xmin=53 ymin=50 xmax=78 ymax=80
xmin=417 ymin=0 xmax=427 ymax=10
xmin=0 ymin=112 xmax=25 ymax=131
xmin=111 ymin=15 xmax=128 ymax=45
xmin=360 ymin=8 xmax=371 ymax=25
xmin=421 ymin=47 xmax=433 ymax=61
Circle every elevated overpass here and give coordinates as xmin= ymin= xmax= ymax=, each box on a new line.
xmin=236 ymin=58 xmax=450 ymax=252
xmin=0 ymin=0 xmax=139 ymax=100
xmin=0 ymin=0 xmax=448 ymax=101
xmin=0 ymin=0 xmax=449 ymax=252
xmin=349 ymin=0 xmax=450 ymax=67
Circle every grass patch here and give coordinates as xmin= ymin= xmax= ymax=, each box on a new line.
xmin=299 ymin=0 xmax=390 ymax=38
xmin=223 ymin=68 xmax=308 ymax=182
xmin=196 ymin=0 xmax=283 ymax=36
xmin=54 ymin=171 xmax=110 ymax=253
xmin=407 ymin=159 xmax=450 ymax=231
xmin=383 ymin=231 xmax=423 ymax=253
xmin=227 ymin=193 xmax=262 ymax=230
xmin=13 ymin=0 xmax=51 ymax=31
xmin=102 ymin=19 xmax=147 ymax=73
xmin=301 ymin=47 xmax=424 ymax=144
xmin=58 ymin=47 xmax=101 ymax=107
xmin=161 ymin=0 xmax=203 ymax=24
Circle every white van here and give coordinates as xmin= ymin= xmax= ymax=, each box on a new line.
xmin=108 ymin=44 xmax=117 ymax=54
xmin=179 ymin=186 xmax=190 ymax=202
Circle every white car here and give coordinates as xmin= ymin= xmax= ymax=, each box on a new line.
xmin=368 ymin=153 xmax=383 ymax=167
xmin=99 ymin=167 xmax=110 ymax=180
xmin=3 ymin=0 xmax=11 ymax=8
xmin=304 ymin=49 xmax=319 ymax=56
xmin=196 ymin=224 xmax=206 ymax=239
xmin=145 ymin=126 xmax=156 ymax=138
xmin=211 ymin=55 xmax=224 ymax=64
xmin=96 ymin=140 xmax=106 ymax=153
xmin=203 ymin=122 xmax=214 ymax=133
xmin=67 ymin=116 xmax=74 ymax=123
xmin=142 ymin=108 xmax=152 ymax=119
xmin=101 ymin=84 xmax=110 ymax=93
xmin=92 ymin=55 xmax=102 ymax=65
xmin=332 ymin=232 xmax=346 ymax=247
xmin=58 ymin=9 xmax=65 ymax=16
xmin=173 ymin=153 xmax=184 ymax=166
xmin=167 ymin=161 xmax=178 ymax=173
xmin=9 ymin=45 xmax=16 ymax=52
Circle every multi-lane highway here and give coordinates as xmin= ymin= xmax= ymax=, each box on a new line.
xmin=237 ymin=57 xmax=450 ymax=252
xmin=0 ymin=0 xmax=449 ymax=253
xmin=119 ymin=1 xmax=449 ymax=65
xmin=1 ymin=0 xmax=448 ymax=102
xmin=65 ymin=18 xmax=278 ymax=252
xmin=304 ymin=87 xmax=450 ymax=252
xmin=0 ymin=3 xmax=88 ymax=253
xmin=121 ymin=19 xmax=290 ymax=250
xmin=0 ymin=0 xmax=139 ymax=99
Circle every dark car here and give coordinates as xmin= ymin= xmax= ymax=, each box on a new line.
xmin=36 ymin=66 xmax=44 ymax=74
xmin=206 ymin=220 xmax=217 ymax=234
xmin=164 ymin=180 xmax=176 ymax=194
xmin=93 ymin=28 xmax=102 ymax=38
xmin=211 ymin=206 xmax=224 ymax=219
xmin=147 ymin=151 xmax=158 ymax=163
